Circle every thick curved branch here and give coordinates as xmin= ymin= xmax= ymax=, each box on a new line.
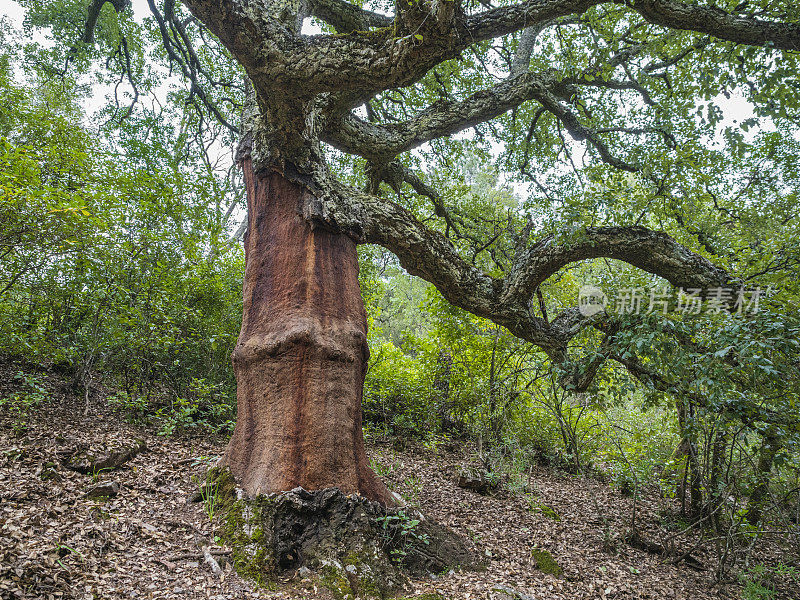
xmin=325 ymin=72 xmax=570 ymax=161
xmin=185 ymin=0 xmax=800 ymax=115
xmin=181 ymin=0 xmax=291 ymax=75
xmin=511 ymin=25 xmax=544 ymax=76
xmin=65 ymin=0 xmax=131 ymax=70
xmin=184 ymin=0 xmax=602 ymax=102
xmin=465 ymin=0 xmax=603 ymax=41
xmin=298 ymin=165 xmax=733 ymax=362
xmin=296 ymin=0 xmax=600 ymax=94
xmin=502 ymin=226 xmax=732 ymax=305
xmin=631 ymin=0 xmax=800 ymax=52
xmin=300 ymin=171 xmax=570 ymax=354
xmin=325 ymin=71 xmax=635 ymax=170
xmin=184 ymin=0 xmax=799 ymax=137
xmin=80 ymin=0 xmax=131 ymax=45
xmin=308 ymin=0 xmax=393 ymax=33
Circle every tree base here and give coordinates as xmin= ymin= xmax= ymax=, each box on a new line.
xmin=209 ymin=468 xmax=482 ymax=598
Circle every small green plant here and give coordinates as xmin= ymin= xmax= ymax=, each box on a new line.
xmin=464 ymin=526 xmax=481 ymax=544
xmin=90 ymin=465 xmax=113 ymax=484
xmin=739 ymin=563 xmax=799 ymax=600
xmin=192 ymin=470 xmax=222 ymax=529
xmin=421 ymin=433 xmax=450 ymax=452
xmin=376 ymin=510 xmax=430 ymax=561
xmin=369 ymin=456 xmax=401 ymax=478
xmin=1 ymin=372 xmax=49 ymax=411
xmin=157 ymin=378 xmax=234 ymax=436
xmin=539 ymin=504 xmax=561 ymax=521
xmin=157 ymin=397 xmax=197 ymax=436
xmin=54 ymin=543 xmax=84 ymax=570
xmin=0 ymin=371 xmax=49 ymax=433
xmin=524 ymin=496 xmax=561 ymax=521
xmin=11 ymin=420 xmax=28 ymax=436
xmin=400 ymin=474 xmax=424 ymax=505
xmin=108 ymin=391 xmax=150 ymax=425
xmin=503 ymin=469 xmax=531 ymax=495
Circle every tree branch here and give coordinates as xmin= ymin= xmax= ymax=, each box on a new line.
xmin=465 ymin=0 xmax=603 ymax=42
xmin=185 ymin=0 xmax=602 ymax=103
xmin=80 ymin=0 xmax=131 ymax=45
xmin=65 ymin=0 xmax=131 ymax=70
xmin=502 ymin=226 xmax=732 ymax=305
xmin=308 ymin=0 xmax=393 ymax=33
xmin=631 ymin=0 xmax=800 ymax=52
xmin=148 ymin=0 xmax=240 ymax=134
xmin=324 ymin=70 xmax=636 ymax=170
xmin=298 ymin=164 xmax=733 ymax=361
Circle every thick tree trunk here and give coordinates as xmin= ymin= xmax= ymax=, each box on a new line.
xmin=221 ymin=157 xmax=393 ymax=505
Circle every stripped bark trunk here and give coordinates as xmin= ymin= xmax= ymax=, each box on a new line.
xmin=221 ymin=156 xmax=393 ymax=505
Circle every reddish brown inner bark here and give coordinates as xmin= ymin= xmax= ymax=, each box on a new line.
xmin=222 ymin=158 xmax=393 ymax=505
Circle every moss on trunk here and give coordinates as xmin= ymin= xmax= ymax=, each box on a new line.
xmin=204 ymin=468 xmax=482 ymax=598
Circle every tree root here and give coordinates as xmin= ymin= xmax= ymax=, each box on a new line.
xmin=62 ymin=440 xmax=146 ymax=474
xmin=624 ymin=530 xmax=705 ymax=571
xmin=208 ymin=468 xmax=484 ymax=597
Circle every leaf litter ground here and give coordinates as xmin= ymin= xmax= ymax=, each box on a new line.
xmin=1 ymin=362 xmax=793 ymax=599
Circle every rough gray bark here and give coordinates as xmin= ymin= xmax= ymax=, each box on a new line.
xmin=180 ymin=0 xmax=799 ymax=184
xmin=301 ymin=175 xmax=732 ymax=359
xmin=632 ymin=0 xmax=800 ymax=51
xmin=323 ymin=72 xmax=586 ymax=164
xmin=308 ymin=0 xmax=392 ymax=32
xmin=182 ymin=0 xmax=799 ymax=112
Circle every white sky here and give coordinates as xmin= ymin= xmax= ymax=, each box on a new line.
xmin=2 ymin=1 xmax=26 ymax=26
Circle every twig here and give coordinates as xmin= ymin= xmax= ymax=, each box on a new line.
xmin=167 ymin=549 xmax=230 ymax=561
xmin=202 ymin=545 xmax=224 ymax=576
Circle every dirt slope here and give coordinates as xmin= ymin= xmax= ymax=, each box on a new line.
xmin=0 ymin=364 xmax=762 ymax=599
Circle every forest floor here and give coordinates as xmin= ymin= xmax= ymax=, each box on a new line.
xmin=0 ymin=361 xmax=795 ymax=600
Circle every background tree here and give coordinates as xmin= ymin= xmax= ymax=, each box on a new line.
xmin=0 ymin=21 xmax=243 ymax=430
